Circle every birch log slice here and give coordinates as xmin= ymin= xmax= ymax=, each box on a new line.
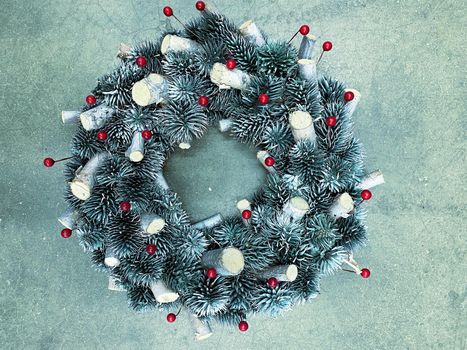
xmin=190 ymin=314 xmax=213 ymax=341
xmin=298 ymin=34 xmax=317 ymax=60
xmin=61 ymin=111 xmax=80 ymax=124
xmin=344 ymin=88 xmax=361 ymax=118
xmin=239 ymin=20 xmax=266 ymax=46
xmin=202 ymin=247 xmax=244 ymax=276
xmin=125 ymin=132 xmax=144 ymax=162
xmin=283 ymin=196 xmax=310 ymax=221
xmin=150 ymin=281 xmax=179 ymax=303
xmin=80 ymin=105 xmax=114 ymax=131
xmin=161 ymin=34 xmax=200 ymax=54
xmin=104 ymin=246 xmax=120 ymax=267
xmin=329 ymin=192 xmax=354 ymax=219
xmin=70 ymin=152 xmax=108 ymax=200
xmin=257 ymin=264 xmax=298 ymax=282
xmin=140 ymin=213 xmax=165 ymax=235
xmin=210 ymin=63 xmax=250 ymax=90
xmin=132 ymin=73 xmax=167 ymax=107
xmin=117 ymin=42 xmax=132 ymax=59
xmin=178 ymin=142 xmax=191 ymax=149
xmin=236 ymin=199 xmax=251 ymax=212
xmin=288 ymin=111 xmax=316 ymax=142
xmin=58 ymin=208 xmax=77 ymax=229
xmin=297 ymin=59 xmax=317 ymax=82
xmin=358 ymin=170 xmax=385 ymax=189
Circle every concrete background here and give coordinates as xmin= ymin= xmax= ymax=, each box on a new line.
xmin=0 ymin=0 xmax=465 ymax=349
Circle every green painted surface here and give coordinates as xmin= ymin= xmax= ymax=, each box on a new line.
xmin=0 ymin=0 xmax=465 ymax=349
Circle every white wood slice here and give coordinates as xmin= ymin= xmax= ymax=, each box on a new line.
xmin=178 ymin=142 xmax=191 ymax=149
xmin=288 ymin=111 xmax=316 ymax=142
xmin=210 ymin=63 xmax=251 ymax=90
xmin=104 ymin=246 xmax=120 ymax=267
xmin=283 ymin=196 xmax=310 ymax=221
xmin=149 ymin=280 xmax=179 ymax=303
xmin=358 ymin=170 xmax=385 ymax=189
xmin=298 ymin=34 xmax=317 ymax=60
xmin=161 ymin=34 xmax=200 ymax=55
xmin=329 ymin=192 xmax=354 ymax=219
xmin=70 ymin=152 xmax=108 ymax=200
xmin=125 ymin=132 xmax=144 ymax=162
xmin=141 ymin=213 xmax=165 ymax=235
xmin=202 ymin=247 xmax=244 ymax=276
xmin=257 ymin=264 xmax=298 ymax=282
xmin=132 ymin=73 xmax=167 ymax=107
xmin=239 ymin=20 xmax=266 ymax=46
xmin=344 ymin=88 xmax=361 ymax=118
xmin=61 ymin=111 xmax=80 ymax=124
xmin=117 ymin=42 xmax=132 ymax=59
xmin=58 ymin=208 xmax=77 ymax=229
xmin=80 ymin=105 xmax=114 ymax=131
xmin=298 ymin=59 xmax=317 ymax=82
xmin=190 ymin=314 xmax=213 ymax=341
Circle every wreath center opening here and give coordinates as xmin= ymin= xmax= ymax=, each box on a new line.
xmin=164 ymin=128 xmax=267 ymax=222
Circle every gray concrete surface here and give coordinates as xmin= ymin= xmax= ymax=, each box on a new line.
xmin=0 ymin=0 xmax=465 ymax=349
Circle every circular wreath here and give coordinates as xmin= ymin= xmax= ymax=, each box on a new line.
xmin=51 ymin=4 xmax=384 ymax=340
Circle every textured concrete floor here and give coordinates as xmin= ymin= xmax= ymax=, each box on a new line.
xmin=0 ymin=0 xmax=466 ymax=349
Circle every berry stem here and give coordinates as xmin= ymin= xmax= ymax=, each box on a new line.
xmin=173 ymin=15 xmax=200 ymax=39
xmin=316 ymin=50 xmax=324 ymax=65
xmin=287 ymin=30 xmax=299 ymax=44
xmin=55 ymin=156 xmax=74 ymax=163
xmin=175 ymin=307 xmax=182 ymax=316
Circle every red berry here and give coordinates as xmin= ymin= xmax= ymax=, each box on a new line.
xmin=238 ymin=321 xmax=249 ymax=332
xmin=198 ymin=95 xmax=209 ymax=107
xmin=142 ymin=130 xmax=152 ymax=140
xmin=258 ymin=93 xmax=269 ymax=105
xmin=43 ymin=157 xmax=55 ymax=167
xmin=241 ymin=209 xmax=252 ymax=220
xmin=135 ymin=56 xmax=147 ymax=68
xmin=264 ymin=156 xmax=275 ymax=167
xmin=146 ymin=244 xmax=157 ymax=255
xmin=195 ymin=1 xmax=205 ymax=11
xmin=206 ymin=267 xmax=217 ymax=279
xmin=299 ymin=25 xmax=310 ymax=35
xmin=343 ymin=91 xmax=355 ymax=102
xmin=166 ymin=313 xmax=176 ymax=323
xmin=326 ymin=116 xmax=337 ymax=127
xmin=361 ymin=189 xmax=372 ymax=201
xmin=86 ymin=95 xmax=96 ymax=105
xmin=61 ymin=228 xmax=72 ymax=238
xmin=226 ymin=59 xmax=236 ymax=70
xmin=97 ymin=130 xmax=107 ymax=141
xmin=267 ymin=277 xmax=278 ymax=289
xmin=360 ymin=268 xmax=371 ymax=278
xmin=120 ymin=201 xmax=131 ymax=212
xmin=322 ymin=41 xmax=333 ymax=52
xmin=163 ymin=6 xmax=173 ymax=17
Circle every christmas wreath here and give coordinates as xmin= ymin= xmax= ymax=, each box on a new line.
xmin=45 ymin=2 xmax=385 ymax=340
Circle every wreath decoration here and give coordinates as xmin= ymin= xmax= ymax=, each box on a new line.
xmin=46 ymin=3 xmax=385 ymax=340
